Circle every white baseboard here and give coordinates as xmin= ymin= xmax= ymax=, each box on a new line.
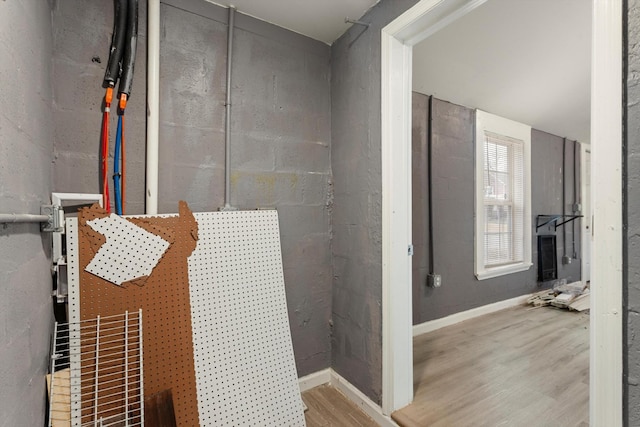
xmin=298 ymin=368 xmax=331 ymax=393
xmin=413 ymin=292 xmax=534 ymax=337
xmin=329 ymin=370 xmax=399 ymax=427
xmin=298 ymin=368 xmax=399 ymax=426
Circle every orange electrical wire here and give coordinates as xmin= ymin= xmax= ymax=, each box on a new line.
xmin=101 ymin=88 xmax=112 ymax=213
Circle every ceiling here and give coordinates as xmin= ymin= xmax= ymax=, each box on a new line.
xmin=206 ymin=0 xmax=379 ymax=44
xmin=413 ymin=0 xmax=591 ymax=143
xmin=203 ymin=0 xmax=590 ymax=143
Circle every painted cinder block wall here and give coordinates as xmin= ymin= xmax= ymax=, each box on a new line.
xmin=626 ymin=0 xmax=640 ymax=423
xmin=330 ymin=0 xmax=421 ymax=404
xmin=411 ymin=94 xmax=582 ymax=325
xmin=51 ymin=0 xmax=332 ymax=377
xmin=0 ymin=1 xmax=55 ymax=425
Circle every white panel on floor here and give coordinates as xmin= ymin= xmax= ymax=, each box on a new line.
xmin=188 ymin=210 xmax=305 ymax=426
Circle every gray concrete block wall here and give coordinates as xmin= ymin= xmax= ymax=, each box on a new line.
xmin=532 ymin=130 xmax=582 ymax=282
xmin=411 ymin=95 xmax=582 ymax=324
xmin=52 ymin=0 xmax=332 ymax=377
xmin=330 ymin=0 xmax=420 ymax=404
xmin=0 ymin=1 xmax=54 ymax=425
xmin=626 ymin=1 xmax=640 ymax=423
xmin=412 ymin=94 xmax=430 ymax=325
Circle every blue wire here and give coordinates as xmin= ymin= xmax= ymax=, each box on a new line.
xmin=114 ymin=115 xmax=122 ymax=215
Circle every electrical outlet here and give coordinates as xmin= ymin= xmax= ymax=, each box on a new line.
xmin=562 ymin=255 xmax=572 ymax=265
xmin=427 ymin=274 xmax=442 ymax=288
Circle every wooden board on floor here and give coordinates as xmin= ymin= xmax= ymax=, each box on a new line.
xmin=144 ymin=389 xmax=177 ymax=427
xmin=393 ymin=306 xmax=589 ymax=427
xmin=46 ymin=369 xmax=71 ymax=427
xmin=302 ymin=385 xmax=378 ymax=427
xmin=569 ymin=293 xmax=591 ymax=312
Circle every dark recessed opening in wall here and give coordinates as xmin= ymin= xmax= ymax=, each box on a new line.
xmin=538 ymin=234 xmax=558 ymax=282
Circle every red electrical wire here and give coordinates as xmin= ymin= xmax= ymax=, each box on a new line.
xmin=102 ymin=88 xmax=113 ymax=213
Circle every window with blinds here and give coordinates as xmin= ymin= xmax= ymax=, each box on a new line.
xmin=483 ymin=131 xmax=524 ymax=267
xmin=475 ymin=110 xmax=531 ymax=280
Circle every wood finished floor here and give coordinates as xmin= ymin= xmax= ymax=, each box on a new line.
xmin=393 ymin=306 xmax=589 ymax=427
xmin=303 ymin=384 xmax=378 ymax=426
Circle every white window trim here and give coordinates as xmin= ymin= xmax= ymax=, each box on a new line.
xmin=475 ymin=110 xmax=532 ymax=280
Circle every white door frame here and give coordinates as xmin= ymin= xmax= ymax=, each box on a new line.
xmin=581 ymin=145 xmax=591 ymax=283
xmin=380 ymin=0 xmax=622 ymax=423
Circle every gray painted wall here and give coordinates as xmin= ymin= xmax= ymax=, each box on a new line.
xmin=0 ymin=1 xmax=55 ymax=425
xmin=330 ymin=0 xmax=421 ymax=404
xmin=412 ymin=94 xmax=582 ymax=324
xmin=626 ymin=1 xmax=640 ymax=423
xmin=52 ymin=0 xmax=332 ymax=377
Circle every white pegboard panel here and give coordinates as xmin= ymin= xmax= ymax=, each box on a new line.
xmin=188 ymin=211 xmax=305 ymax=426
xmin=85 ymin=214 xmax=170 ymax=286
xmin=64 ymin=218 xmax=82 ymax=426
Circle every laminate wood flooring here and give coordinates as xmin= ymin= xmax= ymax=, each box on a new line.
xmin=392 ymin=306 xmax=589 ymax=427
xmin=303 ymin=384 xmax=378 ymax=426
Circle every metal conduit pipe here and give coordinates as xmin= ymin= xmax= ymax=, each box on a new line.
xmin=0 ymin=214 xmax=49 ymax=224
xmin=223 ymin=6 xmax=236 ymax=210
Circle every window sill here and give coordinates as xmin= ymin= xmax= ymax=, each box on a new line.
xmin=475 ymin=262 xmax=532 ymax=281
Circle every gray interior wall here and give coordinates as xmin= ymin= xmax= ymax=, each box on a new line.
xmin=330 ymin=0 xmax=420 ymax=404
xmin=52 ymin=0 xmax=332 ymax=377
xmin=0 ymin=1 xmax=55 ymax=425
xmin=411 ymin=94 xmax=582 ymax=324
xmin=626 ymin=1 xmax=640 ymax=423
xmin=412 ymin=94 xmax=430 ymax=325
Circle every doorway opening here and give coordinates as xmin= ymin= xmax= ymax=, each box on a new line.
xmin=381 ymin=0 xmax=622 ymax=424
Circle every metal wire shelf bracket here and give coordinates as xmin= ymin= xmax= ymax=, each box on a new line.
xmin=536 ymin=214 xmax=583 ymax=231
xmin=48 ymin=310 xmax=144 ymax=427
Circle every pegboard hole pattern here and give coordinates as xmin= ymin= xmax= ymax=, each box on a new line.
xmin=72 ymin=210 xmax=201 ymax=426
xmin=188 ymin=211 xmax=305 ymax=426
xmin=85 ymin=215 xmax=170 ymax=285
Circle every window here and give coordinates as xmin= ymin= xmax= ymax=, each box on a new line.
xmin=475 ymin=110 xmax=531 ymax=280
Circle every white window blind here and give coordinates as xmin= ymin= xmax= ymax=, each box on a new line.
xmin=483 ymin=131 xmax=524 ymax=268
xmin=475 ymin=110 xmax=531 ymax=280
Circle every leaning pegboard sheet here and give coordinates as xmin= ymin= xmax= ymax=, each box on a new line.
xmin=189 ymin=211 xmax=305 ymax=426
xmin=67 ymin=204 xmax=305 ymax=426
xmin=69 ymin=202 xmax=201 ymax=426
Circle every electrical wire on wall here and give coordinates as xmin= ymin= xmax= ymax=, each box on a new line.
xmin=102 ymin=0 xmax=138 ymax=215
xmin=572 ymin=140 xmax=578 ymax=259
xmin=426 ymin=96 xmax=440 ymax=287
xmin=562 ymin=137 xmax=567 ymax=263
xmin=101 ymin=90 xmax=112 ymax=213
xmin=101 ymin=0 xmax=127 ymax=213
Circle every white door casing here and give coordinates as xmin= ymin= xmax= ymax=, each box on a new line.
xmin=381 ymin=0 xmax=622 ymax=424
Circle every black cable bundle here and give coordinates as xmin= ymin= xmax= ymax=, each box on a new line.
xmin=103 ymin=0 xmax=128 ymax=88
xmin=119 ymin=0 xmax=139 ymax=98
xmin=103 ymin=0 xmax=139 ymax=98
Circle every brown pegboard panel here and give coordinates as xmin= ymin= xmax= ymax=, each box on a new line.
xmin=77 ymin=201 xmax=200 ymax=427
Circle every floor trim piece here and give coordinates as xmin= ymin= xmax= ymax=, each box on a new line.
xmin=412 ymin=292 xmax=535 ymax=337
xmin=329 ymin=370 xmax=399 ymax=427
xmin=298 ymin=368 xmax=331 ymax=393
xmin=298 ymin=369 xmax=399 ymax=426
